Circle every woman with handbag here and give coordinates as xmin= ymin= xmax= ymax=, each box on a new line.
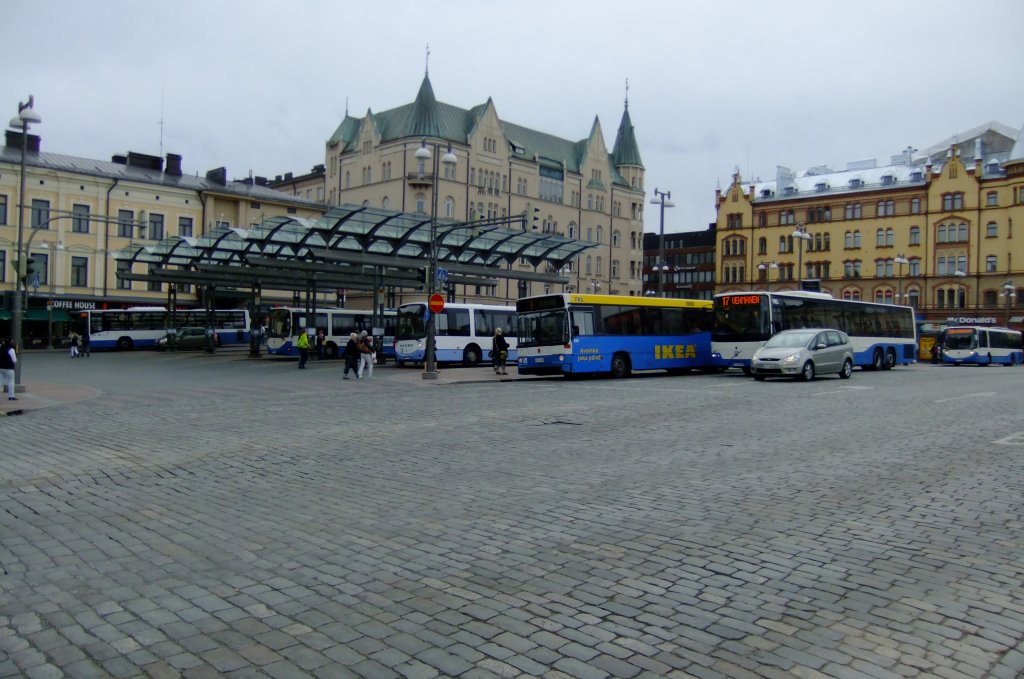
xmin=492 ymin=327 xmax=509 ymax=375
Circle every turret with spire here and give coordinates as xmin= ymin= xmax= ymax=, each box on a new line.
xmin=611 ymin=79 xmax=644 ymax=189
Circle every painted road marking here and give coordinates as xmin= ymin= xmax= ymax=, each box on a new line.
xmin=934 ymin=392 xmax=996 ymax=403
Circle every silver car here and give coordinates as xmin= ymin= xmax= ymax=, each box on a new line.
xmin=750 ymin=328 xmax=854 ymax=381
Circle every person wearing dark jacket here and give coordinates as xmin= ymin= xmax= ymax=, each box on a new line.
xmin=492 ymin=327 xmax=509 ymax=375
xmin=0 ymin=336 xmax=16 ymax=400
xmin=343 ymin=332 xmax=360 ymax=379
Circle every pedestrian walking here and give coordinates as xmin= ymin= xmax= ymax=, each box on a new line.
xmin=357 ymin=333 xmax=375 ymax=380
xmin=492 ymin=327 xmax=509 ymax=375
xmin=343 ymin=332 xmax=360 ymax=379
xmin=81 ymin=328 xmax=91 ymax=357
xmin=0 ymin=336 xmax=16 ymax=401
xmin=68 ymin=331 xmax=80 ymax=358
xmin=297 ymin=329 xmax=310 ymax=369
xmin=316 ymin=328 xmax=326 ymax=360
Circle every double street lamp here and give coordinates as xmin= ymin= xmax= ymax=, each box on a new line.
xmin=791 ymin=225 xmax=812 ymax=289
xmin=9 ymin=96 xmax=42 ymax=391
xmin=650 ymin=189 xmax=674 ymax=296
xmin=757 ymin=261 xmax=778 ymax=291
xmin=893 ymin=254 xmax=909 ymax=304
xmin=414 ymin=140 xmax=457 ymax=380
xmin=1001 ymin=280 xmax=1016 ymax=326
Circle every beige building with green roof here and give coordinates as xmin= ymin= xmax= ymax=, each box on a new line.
xmin=284 ymin=74 xmax=648 ymax=303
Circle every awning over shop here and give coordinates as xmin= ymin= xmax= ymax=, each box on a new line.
xmin=23 ymin=309 xmax=71 ymax=322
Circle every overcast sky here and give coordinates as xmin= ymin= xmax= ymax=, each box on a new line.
xmin=5 ymin=0 xmax=1023 ymax=233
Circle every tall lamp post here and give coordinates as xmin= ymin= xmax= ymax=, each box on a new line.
xmin=757 ymin=261 xmax=778 ymax=291
xmin=650 ymin=189 xmax=674 ymax=296
xmin=791 ymin=224 xmax=812 ymax=289
xmin=9 ymin=96 xmax=42 ymax=391
xmin=1001 ymin=280 xmax=1016 ymax=327
xmin=893 ymin=254 xmax=909 ymax=304
xmin=415 ymin=140 xmax=457 ymax=380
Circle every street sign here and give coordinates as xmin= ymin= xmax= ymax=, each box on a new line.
xmin=436 ymin=267 xmax=449 ymax=283
xmin=30 ymin=274 xmax=40 ymax=289
xmin=428 ymin=293 xmax=445 ymax=313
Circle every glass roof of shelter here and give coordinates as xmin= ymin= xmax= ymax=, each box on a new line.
xmin=113 ymin=204 xmax=597 ymax=290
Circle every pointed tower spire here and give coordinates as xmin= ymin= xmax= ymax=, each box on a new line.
xmin=406 ymin=72 xmax=440 ymax=138
xmin=612 ymin=91 xmax=643 ymax=168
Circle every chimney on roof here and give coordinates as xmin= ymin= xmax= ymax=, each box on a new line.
xmin=4 ymin=130 xmax=40 ymax=152
xmin=112 ymin=154 xmax=127 ymax=165
xmin=165 ymin=153 xmax=182 ymax=177
xmin=205 ymin=167 xmax=227 ymax=185
xmin=127 ymin=151 xmax=164 ymax=172
xmin=284 ymin=172 xmax=293 ymax=181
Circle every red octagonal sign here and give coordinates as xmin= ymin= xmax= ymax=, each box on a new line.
xmin=428 ymin=293 xmax=445 ymax=314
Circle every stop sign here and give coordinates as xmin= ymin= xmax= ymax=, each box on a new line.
xmin=428 ymin=293 xmax=445 ymax=314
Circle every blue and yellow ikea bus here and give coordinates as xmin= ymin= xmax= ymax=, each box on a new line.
xmin=516 ymin=293 xmax=715 ymax=378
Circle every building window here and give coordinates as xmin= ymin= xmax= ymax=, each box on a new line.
xmin=0 ymin=250 xmax=5 ymax=283
xmin=758 ymin=237 xmax=767 ymax=255
xmin=415 ymin=193 xmax=426 ymax=214
xmin=876 ymin=229 xmax=885 ymax=247
xmin=178 ymin=216 xmax=193 ymax=238
xmin=910 ymin=197 xmax=921 ymax=214
xmin=986 ymin=221 xmax=997 ymax=237
xmin=943 ymin=192 xmax=964 ymax=211
xmin=444 ymin=196 xmax=454 ymax=219
xmin=909 ymin=258 xmax=921 ymax=276
xmin=71 ymin=256 xmax=88 ymax=287
xmin=986 ymin=255 xmax=998 ymax=272
xmin=147 ymin=265 xmax=162 ymax=292
xmin=71 ymin=204 xmax=90 ymax=233
xmin=116 ymin=260 xmax=131 ymax=290
xmin=0 ymin=194 xmax=6 ymax=225
xmin=149 ymin=213 xmax=165 ymax=240
xmin=844 ymin=203 xmax=862 ymax=220
xmin=909 ymin=226 xmax=920 ymax=245
xmin=31 ymin=199 xmax=50 ymax=229
xmin=986 ymin=191 xmax=998 ymax=207
xmin=34 ymin=253 xmax=48 ymax=285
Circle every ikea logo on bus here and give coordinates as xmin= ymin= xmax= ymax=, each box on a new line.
xmin=655 ymin=344 xmax=697 ymax=360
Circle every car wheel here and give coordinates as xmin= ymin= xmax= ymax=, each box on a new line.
xmin=463 ymin=344 xmax=481 ymax=367
xmin=610 ymin=352 xmax=631 ymax=378
xmin=800 ymin=361 xmax=815 ymax=381
xmin=838 ymin=358 xmax=853 ymax=379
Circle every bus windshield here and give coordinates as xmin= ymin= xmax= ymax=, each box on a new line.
xmin=517 ymin=309 xmax=569 ymax=347
xmin=944 ymin=329 xmax=977 ymax=350
xmin=713 ymin=294 xmax=770 ymax=342
xmin=396 ymin=305 xmax=425 ymax=341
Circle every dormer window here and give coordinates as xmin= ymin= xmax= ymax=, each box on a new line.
xmin=815 ymin=182 xmax=828 ymax=193
xmin=849 ymin=178 xmax=863 ymax=189
xmin=761 ymin=189 xmax=773 ymax=198
xmin=881 ymin=174 xmax=894 ymax=185
xmin=910 ymin=171 xmax=923 ymax=182
xmin=784 ymin=186 xmax=796 ymax=196
xmin=987 ymin=161 xmax=1001 ymax=174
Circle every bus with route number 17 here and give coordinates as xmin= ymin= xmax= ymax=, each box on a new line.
xmin=712 ymin=291 xmax=917 ymax=372
xmin=516 ymin=293 xmax=716 ymax=378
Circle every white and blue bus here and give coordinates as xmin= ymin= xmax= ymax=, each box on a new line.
xmin=941 ymin=325 xmax=1023 ymax=366
xmin=265 ymin=307 xmax=396 ymax=361
xmin=394 ymin=301 xmax=517 ymax=367
xmin=76 ymin=307 xmax=250 ymax=350
xmin=713 ymin=291 xmax=917 ymax=371
xmin=516 ymin=293 xmax=715 ymax=378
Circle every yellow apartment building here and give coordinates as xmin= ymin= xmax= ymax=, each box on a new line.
xmin=714 ymin=122 xmax=1024 ymax=329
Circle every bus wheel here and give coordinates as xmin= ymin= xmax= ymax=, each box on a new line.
xmin=883 ymin=349 xmax=896 ymax=370
xmin=871 ymin=348 xmax=884 ymax=370
xmin=117 ymin=337 xmax=134 ymax=351
xmin=325 ymin=343 xmax=339 ymax=359
xmin=463 ymin=344 xmax=482 ymax=367
xmin=610 ymin=353 xmax=631 ymax=378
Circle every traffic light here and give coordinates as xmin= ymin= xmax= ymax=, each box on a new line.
xmin=24 ymin=257 xmax=35 ymax=282
xmin=532 ymin=207 xmax=540 ymax=230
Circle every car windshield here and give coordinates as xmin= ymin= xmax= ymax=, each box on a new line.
xmin=764 ymin=330 xmax=817 ymax=349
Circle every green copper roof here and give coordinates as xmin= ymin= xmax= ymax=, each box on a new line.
xmin=327 ymin=75 xmax=640 ymax=187
xmin=611 ymin=105 xmax=643 ymax=168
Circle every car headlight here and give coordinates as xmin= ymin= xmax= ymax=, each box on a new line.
xmin=781 ymin=352 xmax=800 ymax=364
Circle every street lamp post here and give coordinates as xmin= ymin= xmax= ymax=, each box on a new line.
xmin=894 ymin=254 xmax=909 ymax=304
xmin=9 ymin=96 xmax=42 ymax=391
xmin=1001 ymin=280 xmax=1016 ymax=326
xmin=757 ymin=261 xmax=778 ymax=291
xmin=415 ymin=140 xmax=457 ymax=380
xmin=650 ymin=189 xmax=674 ymax=296
xmin=791 ymin=225 xmax=812 ymax=289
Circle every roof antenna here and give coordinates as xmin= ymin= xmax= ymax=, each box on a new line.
xmin=425 ymin=43 xmax=430 ymax=76
xmin=345 ymin=96 xmax=349 ymax=117
xmin=158 ymin=80 xmax=165 ymax=159
xmin=624 ymin=77 xmax=629 ymax=109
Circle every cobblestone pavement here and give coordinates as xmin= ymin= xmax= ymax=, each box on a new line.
xmin=1 ymin=350 xmax=1023 ymax=678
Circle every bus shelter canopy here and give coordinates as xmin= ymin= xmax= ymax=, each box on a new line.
xmin=112 ymin=204 xmax=598 ymax=294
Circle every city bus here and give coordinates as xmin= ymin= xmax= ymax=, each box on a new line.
xmin=712 ymin=291 xmax=917 ymax=371
xmin=265 ymin=307 xmax=396 ymax=361
xmin=394 ymin=301 xmax=516 ymax=367
xmin=941 ymin=326 xmax=1023 ymax=366
xmin=76 ymin=307 xmax=251 ymax=350
xmin=516 ymin=293 xmax=715 ymax=378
